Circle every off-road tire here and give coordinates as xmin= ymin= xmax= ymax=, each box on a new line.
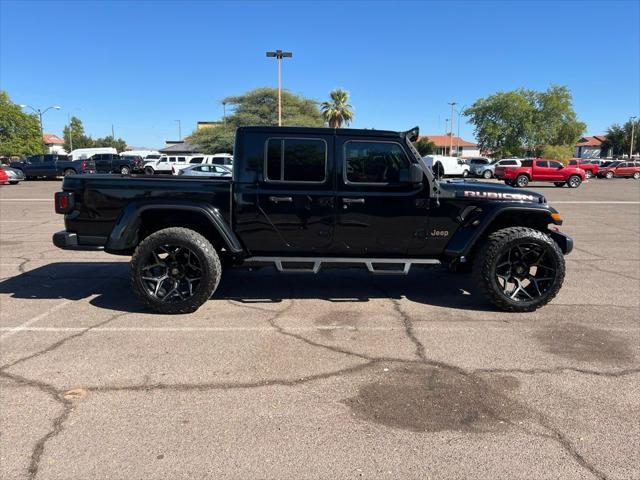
xmin=120 ymin=165 xmax=131 ymax=175
xmin=473 ymin=227 xmax=565 ymax=312
xmin=63 ymin=168 xmax=76 ymax=176
xmin=567 ymin=175 xmax=582 ymax=188
xmin=515 ymin=174 xmax=529 ymax=187
xmin=144 ymin=166 xmax=155 ymax=175
xmin=554 ymin=182 xmax=565 ymax=187
xmin=483 ymin=170 xmax=492 ymax=179
xmin=131 ymin=227 xmax=221 ymax=314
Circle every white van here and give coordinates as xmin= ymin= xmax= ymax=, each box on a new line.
xmin=121 ymin=150 xmax=161 ymax=159
xmin=422 ymin=155 xmax=470 ymax=177
xmin=69 ymin=147 xmax=118 ymax=161
xmin=144 ymin=153 xmax=234 ymax=175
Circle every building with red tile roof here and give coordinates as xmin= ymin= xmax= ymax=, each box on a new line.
xmin=419 ymin=134 xmax=480 ymax=157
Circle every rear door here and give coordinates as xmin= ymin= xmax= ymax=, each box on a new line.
xmin=334 ymin=138 xmax=429 ymax=256
xmin=94 ymin=154 xmax=112 ymax=173
xmin=240 ymin=135 xmax=336 ymax=254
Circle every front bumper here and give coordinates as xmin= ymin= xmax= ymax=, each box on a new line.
xmin=53 ymin=230 xmax=105 ymax=251
xmin=549 ymin=230 xmax=573 ymax=255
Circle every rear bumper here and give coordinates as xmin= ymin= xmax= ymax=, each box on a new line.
xmin=52 ymin=230 xmax=105 ymax=251
xmin=549 ymin=230 xmax=573 ymax=255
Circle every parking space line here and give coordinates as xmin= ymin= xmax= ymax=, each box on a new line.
xmin=553 ymin=201 xmax=640 ymax=204
xmin=0 ymin=199 xmax=51 ymax=201
xmin=0 ymin=301 xmax=71 ymax=341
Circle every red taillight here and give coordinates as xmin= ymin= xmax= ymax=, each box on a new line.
xmin=81 ymin=160 xmax=87 ymax=170
xmin=55 ymin=192 xmax=73 ymax=214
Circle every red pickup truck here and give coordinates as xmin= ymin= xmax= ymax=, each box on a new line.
xmin=495 ymin=159 xmax=586 ymax=188
xmin=568 ymin=158 xmax=599 ymax=178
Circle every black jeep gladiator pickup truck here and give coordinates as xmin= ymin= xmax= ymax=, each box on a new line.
xmin=53 ymin=126 xmax=573 ymax=314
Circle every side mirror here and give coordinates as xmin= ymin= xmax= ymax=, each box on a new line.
xmin=457 ymin=159 xmax=465 ymax=165
xmin=400 ymin=163 xmax=424 ymax=184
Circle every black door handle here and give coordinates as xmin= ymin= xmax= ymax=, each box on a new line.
xmin=342 ymin=197 xmax=365 ymax=204
xmin=269 ymin=196 xmax=293 ymax=203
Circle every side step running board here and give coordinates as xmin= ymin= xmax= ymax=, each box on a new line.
xmin=242 ymin=256 xmax=440 ymax=275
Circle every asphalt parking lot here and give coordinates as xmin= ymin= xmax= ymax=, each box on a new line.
xmin=0 ymin=178 xmax=639 ymax=480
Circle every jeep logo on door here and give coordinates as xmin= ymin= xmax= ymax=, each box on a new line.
xmin=463 ymin=190 xmax=537 ymax=202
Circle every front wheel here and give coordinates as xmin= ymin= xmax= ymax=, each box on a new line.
xmin=605 ymin=171 xmax=614 ymax=179
xmin=554 ymin=182 xmax=565 ymax=187
xmin=633 ymin=172 xmax=640 ymax=180
xmin=462 ymin=169 xmax=469 ymax=178
xmin=120 ymin=165 xmax=131 ymax=175
xmin=483 ymin=170 xmax=492 ymax=179
xmin=567 ymin=175 xmax=582 ymax=188
xmin=473 ymin=227 xmax=565 ymax=312
xmin=130 ymin=227 xmax=222 ymax=314
xmin=515 ymin=174 xmax=529 ymax=187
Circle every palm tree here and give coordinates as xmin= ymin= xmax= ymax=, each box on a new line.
xmin=321 ymin=89 xmax=354 ymax=128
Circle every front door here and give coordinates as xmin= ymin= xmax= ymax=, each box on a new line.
xmin=333 ymin=139 xmax=429 ymax=256
xmin=240 ymin=135 xmax=336 ymax=255
xmin=94 ymin=154 xmax=112 ymax=173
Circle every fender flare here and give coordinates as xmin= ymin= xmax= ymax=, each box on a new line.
xmin=105 ymin=201 xmax=244 ymax=253
xmin=444 ymin=204 xmax=558 ymax=257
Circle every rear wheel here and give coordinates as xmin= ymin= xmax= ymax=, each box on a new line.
xmin=515 ymin=174 xmax=529 ymax=187
xmin=120 ymin=165 xmax=131 ymax=175
xmin=131 ymin=227 xmax=221 ymax=314
xmin=584 ymin=170 xmax=592 ymax=179
xmin=462 ymin=169 xmax=469 ymax=178
xmin=473 ymin=227 xmax=565 ymax=312
xmin=553 ymin=182 xmax=565 ymax=187
xmin=483 ymin=170 xmax=492 ymax=179
xmin=633 ymin=172 xmax=640 ymax=180
xmin=144 ymin=166 xmax=155 ymax=175
xmin=63 ymin=168 xmax=76 ymax=176
xmin=567 ymin=175 xmax=582 ymax=188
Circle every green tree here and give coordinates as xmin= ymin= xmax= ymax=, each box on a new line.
xmin=93 ymin=135 xmax=128 ymax=152
xmin=0 ymin=91 xmax=42 ymax=156
xmin=465 ymin=85 xmax=585 ymax=159
xmin=601 ymin=120 xmax=640 ymax=157
xmin=63 ymin=116 xmax=93 ymax=151
xmin=188 ymin=87 xmax=324 ymax=154
xmin=414 ymin=137 xmax=436 ymax=156
xmin=321 ymin=89 xmax=354 ymax=128
xmin=541 ymin=144 xmax=574 ymax=164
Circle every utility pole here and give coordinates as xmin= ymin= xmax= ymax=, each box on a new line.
xmin=111 ymin=124 xmax=115 ymax=138
xmin=456 ymin=104 xmax=467 ymax=156
xmin=222 ymin=101 xmax=227 ymax=125
xmin=175 ymin=120 xmax=182 ymax=140
xmin=67 ymin=113 xmax=73 ymax=151
xmin=448 ymin=101 xmax=457 ymax=156
xmin=266 ymin=50 xmax=293 ymax=126
xmin=19 ymin=104 xmax=61 ymax=154
xmin=630 ymin=116 xmax=637 ymax=159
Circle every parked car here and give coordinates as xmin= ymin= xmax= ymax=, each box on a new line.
xmin=568 ymin=158 xmax=599 ymax=178
xmin=10 ymin=154 xmax=95 ymax=178
xmin=0 ymin=168 xmax=9 ymax=185
xmin=145 ymin=154 xmax=234 ymax=175
xmin=90 ymin=153 xmax=143 ymax=175
xmin=598 ymin=161 xmax=640 ymax=179
xmin=422 ymin=155 xmax=470 ymax=177
xmin=496 ymin=159 xmax=585 ymax=188
xmin=52 ymin=125 xmax=573 ymax=314
xmin=469 ymin=158 xmax=522 ymax=179
xmin=120 ymin=150 xmax=161 ymax=160
xmin=466 ymin=158 xmax=492 ymax=178
xmin=176 ymin=164 xmax=232 ymax=177
xmin=1 ymin=166 xmax=25 ymax=184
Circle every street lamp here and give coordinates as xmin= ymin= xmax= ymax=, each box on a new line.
xmin=448 ymin=101 xmax=457 ymax=156
xmin=19 ymin=104 xmax=61 ymax=154
xmin=630 ymin=116 xmax=637 ymax=159
xmin=175 ymin=120 xmax=182 ymax=140
xmin=455 ymin=104 xmax=467 ymax=156
xmin=266 ymin=49 xmax=293 ymax=126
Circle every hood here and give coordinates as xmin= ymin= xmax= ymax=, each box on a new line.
xmin=438 ymin=180 xmax=546 ymax=204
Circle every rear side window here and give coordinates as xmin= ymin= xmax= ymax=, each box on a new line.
xmin=190 ymin=157 xmax=203 ymax=164
xmin=521 ymin=160 xmax=533 ymax=167
xmin=569 ymin=160 xmax=577 ymax=165
xmin=549 ymin=161 xmax=563 ymax=168
xmin=501 ymin=160 xmax=516 ymax=166
xmin=265 ymin=138 xmax=326 ymax=182
xmin=345 ymin=141 xmax=410 ymax=184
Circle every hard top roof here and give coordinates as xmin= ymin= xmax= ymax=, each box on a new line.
xmin=237 ymin=125 xmax=417 ymax=140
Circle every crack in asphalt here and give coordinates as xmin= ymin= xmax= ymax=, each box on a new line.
xmin=475 ymin=366 xmax=640 ymax=378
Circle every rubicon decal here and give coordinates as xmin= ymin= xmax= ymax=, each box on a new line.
xmin=463 ymin=190 xmax=537 ymax=202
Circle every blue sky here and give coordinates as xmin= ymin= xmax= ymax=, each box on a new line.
xmin=1 ymin=0 xmax=638 ymax=148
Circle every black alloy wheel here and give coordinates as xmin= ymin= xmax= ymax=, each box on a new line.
xmin=131 ymin=227 xmax=221 ymax=313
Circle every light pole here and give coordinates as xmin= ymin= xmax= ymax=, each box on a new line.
xmin=266 ymin=49 xmax=293 ymax=126
xmin=448 ymin=101 xmax=457 ymax=156
xmin=19 ymin=104 xmax=61 ymax=154
xmin=175 ymin=120 xmax=182 ymax=140
xmin=455 ymin=104 xmax=467 ymax=156
xmin=630 ymin=116 xmax=637 ymax=159
xmin=222 ymin=101 xmax=227 ymax=125
xmin=444 ymin=118 xmax=449 ymax=154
